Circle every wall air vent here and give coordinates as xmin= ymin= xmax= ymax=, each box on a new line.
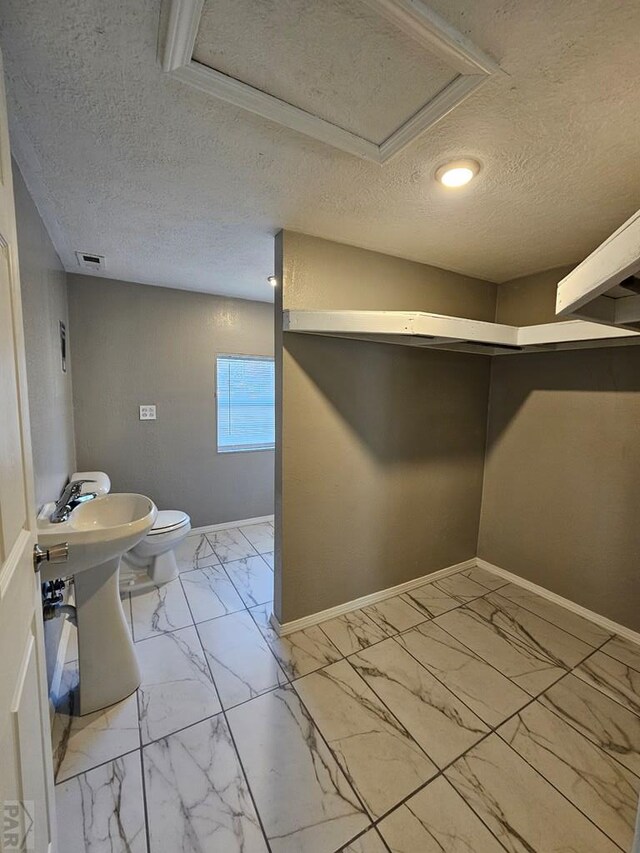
xmin=75 ymin=251 xmax=105 ymax=272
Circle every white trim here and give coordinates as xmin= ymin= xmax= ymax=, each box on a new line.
xmin=161 ymin=0 xmax=499 ymax=163
xmin=190 ymin=514 xmax=274 ymax=535
xmin=475 ymin=558 xmax=640 ymax=647
xmin=556 ymin=207 xmax=640 ymax=317
xmin=271 ymin=558 xmax=476 ymax=636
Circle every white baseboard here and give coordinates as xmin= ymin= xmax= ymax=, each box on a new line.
xmin=475 ymin=558 xmax=640 ymax=646
xmin=191 ymin=514 xmax=274 ymax=535
xmin=271 ymin=558 xmax=476 ymax=636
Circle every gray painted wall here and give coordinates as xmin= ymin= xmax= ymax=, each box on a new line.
xmin=275 ymin=232 xmax=494 ymax=623
xmin=478 ymin=344 xmax=640 ymax=630
xmin=14 ymin=162 xmax=76 ymax=685
xmin=67 ymin=275 xmax=274 ymax=527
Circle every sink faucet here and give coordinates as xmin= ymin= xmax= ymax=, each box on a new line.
xmin=50 ymin=479 xmax=98 ymax=523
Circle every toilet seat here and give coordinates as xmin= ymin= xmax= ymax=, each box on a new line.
xmin=148 ymin=510 xmax=190 ymax=536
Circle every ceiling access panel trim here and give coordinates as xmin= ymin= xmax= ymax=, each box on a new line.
xmin=161 ymin=0 xmax=500 ymax=163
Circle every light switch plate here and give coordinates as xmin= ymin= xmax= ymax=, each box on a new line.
xmin=139 ymin=405 xmax=156 ymax=420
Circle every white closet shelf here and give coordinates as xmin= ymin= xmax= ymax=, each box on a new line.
xmin=283 ymin=310 xmax=639 ymax=356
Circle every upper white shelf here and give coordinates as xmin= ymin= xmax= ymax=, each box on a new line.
xmin=283 ymin=309 xmax=639 ymax=355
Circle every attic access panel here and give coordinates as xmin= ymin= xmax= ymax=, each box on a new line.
xmin=162 ymin=0 xmax=500 ymax=163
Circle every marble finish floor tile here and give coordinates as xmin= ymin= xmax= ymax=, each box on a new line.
xmin=349 ymin=639 xmax=488 ymax=768
xmin=574 ymin=650 xmax=640 ymax=716
xmin=473 ymin=593 xmax=593 ymax=669
xmin=130 ymin=579 xmax=193 ymax=641
xmin=540 ymin=672 xmax=640 ymax=777
xmin=136 ymin=626 xmax=221 ymax=744
xmin=362 ymin=596 xmax=425 ymax=636
xmin=174 ymin=532 xmax=218 ymax=573
xmin=180 ymin=564 xmax=245 ymax=622
xmin=53 ymin=663 xmax=140 ymax=783
xmin=435 ymin=600 xmax=568 ymax=696
xmin=320 ymin=609 xmax=387 ymax=656
xmin=261 ymin=550 xmax=274 ymax=569
xmin=143 ymin=714 xmax=267 ymax=853
xmin=250 ymin=602 xmax=342 ymax=679
xmin=225 ymin=555 xmax=274 ymax=608
xmin=227 ymin=685 xmax=368 ymax=853
xmin=396 ymin=621 xmax=529 ymax=727
xmin=198 ymin=609 xmax=287 ymax=708
xmin=430 ymin=572 xmax=492 ymax=603
xmin=496 ymin=581 xmax=612 ymax=646
xmin=379 ymin=775 xmax=504 ymax=853
xmin=457 ymin=565 xmax=509 ymax=592
xmin=295 ymin=659 xmax=437 ymax=818
xmin=603 ymin=634 xmax=640 ymax=671
xmin=55 ymin=751 xmax=148 ymax=853
xmin=400 ymin=584 xmax=461 ymax=619
xmin=445 ymin=733 xmax=620 ymax=852
xmin=499 ymin=700 xmax=640 ymax=849
xmin=239 ymin=521 xmax=274 ymax=554
xmin=208 ymin=527 xmax=258 ymax=563
xmin=341 ymin=828 xmax=388 ymax=852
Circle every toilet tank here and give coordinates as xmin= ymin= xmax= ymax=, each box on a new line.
xmin=71 ymin=471 xmax=111 ymax=495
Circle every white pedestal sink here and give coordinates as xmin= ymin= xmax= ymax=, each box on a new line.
xmin=37 ymin=493 xmax=157 ymax=714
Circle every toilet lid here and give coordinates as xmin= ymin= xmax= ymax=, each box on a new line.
xmin=148 ymin=510 xmax=190 ymax=535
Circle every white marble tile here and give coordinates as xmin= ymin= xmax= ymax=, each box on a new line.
xmin=445 ymin=734 xmax=619 ymax=853
xmin=500 ymin=700 xmax=640 ymax=850
xmin=239 ymin=522 xmax=274 ymax=554
xmin=261 ymin=551 xmax=274 ymax=569
xmin=496 ymin=582 xmax=612 ymax=646
xmin=574 ymin=650 xmax=640 ymax=716
xmin=130 ymin=579 xmax=193 ymax=641
xmin=320 ymin=610 xmax=387 ymax=656
xmin=143 ymin=714 xmax=267 ymax=853
xmin=225 ymin=555 xmax=274 ymax=608
xmin=198 ymin=610 xmax=287 ymax=709
xmin=350 ymin=638 xmax=488 ymax=768
xmin=341 ymin=828 xmax=387 ymax=853
xmin=227 ymin=686 xmax=368 ymax=853
xmin=55 ymin=751 xmax=148 ymax=853
xmin=180 ymin=565 xmax=245 ymax=623
xmin=435 ymin=600 xmax=568 ymax=696
xmin=136 ymin=626 xmax=221 ymax=744
xmin=52 ymin=663 xmax=140 ymax=783
xmin=208 ymin=527 xmax=258 ymax=563
xmin=362 ymin=596 xmax=425 ymax=636
xmin=396 ymin=621 xmax=529 ymax=727
xmin=295 ymin=659 xmax=436 ymax=818
xmin=603 ymin=634 xmax=640 ymax=671
xmin=472 ymin=593 xmax=593 ymax=670
xmin=174 ymin=532 xmax=218 ymax=573
xmin=250 ymin=602 xmax=342 ymax=679
xmin=430 ymin=573 xmax=491 ymax=603
xmin=379 ymin=775 xmax=504 ymax=853
xmin=458 ymin=565 xmax=508 ymax=592
xmin=400 ymin=584 xmax=460 ymax=619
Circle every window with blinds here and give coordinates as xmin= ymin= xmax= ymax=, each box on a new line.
xmin=216 ymin=355 xmax=275 ymax=452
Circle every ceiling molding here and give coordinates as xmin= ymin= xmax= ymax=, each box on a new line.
xmin=161 ymin=0 xmax=500 ymax=164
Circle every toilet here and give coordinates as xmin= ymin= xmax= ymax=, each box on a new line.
xmin=71 ymin=471 xmax=191 ymax=591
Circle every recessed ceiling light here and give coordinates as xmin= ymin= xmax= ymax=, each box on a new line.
xmin=267 ymin=275 xmax=277 ymax=287
xmin=435 ymin=159 xmax=480 ymax=188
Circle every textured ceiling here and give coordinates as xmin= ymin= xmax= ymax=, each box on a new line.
xmin=1 ymin=0 xmax=640 ymax=302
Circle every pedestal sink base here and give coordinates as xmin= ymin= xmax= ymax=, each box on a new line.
xmin=75 ymin=556 xmax=141 ymax=715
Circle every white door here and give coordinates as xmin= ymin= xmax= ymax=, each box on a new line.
xmin=0 ymin=48 xmax=57 ymax=853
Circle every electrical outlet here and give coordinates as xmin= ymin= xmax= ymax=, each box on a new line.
xmin=139 ymin=405 xmax=156 ymax=420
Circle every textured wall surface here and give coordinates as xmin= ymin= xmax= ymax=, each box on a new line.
xmin=275 ymin=233 xmax=492 ymax=622
xmin=479 ymin=346 xmax=640 ymax=630
xmin=14 ymin=161 xmax=76 ymax=686
xmin=3 ymin=0 xmax=640 ymax=299
xmin=68 ymin=275 xmax=274 ymax=527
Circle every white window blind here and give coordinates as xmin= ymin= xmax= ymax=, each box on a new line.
xmin=216 ymin=355 xmax=275 ymax=452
